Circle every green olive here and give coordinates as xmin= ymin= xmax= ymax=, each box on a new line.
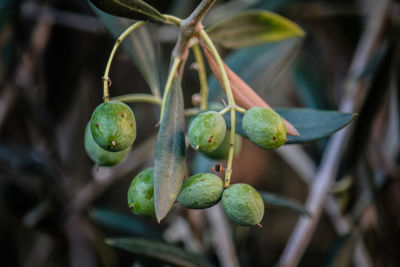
xmin=127 ymin=168 xmax=155 ymax=217
xmin=222 ymin=183 xmax=264 ymax=226
xmin=84 ymin=122 xmax=130 ymax=166
xmin=242 ymin=107 xmax=286 ymax=149
xmin=90 ymin=101 xmax=136 ymax=152
xmin=204 ymin=130 xmax=242 ymax=160
xmin=188 ymin=111 xmax=226 ymax=153
xmin=177 ymin=173 xmax=224 ymax=209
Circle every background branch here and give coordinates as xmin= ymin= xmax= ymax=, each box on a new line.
xmin=278 ymin=0 xmax=391 ymax=265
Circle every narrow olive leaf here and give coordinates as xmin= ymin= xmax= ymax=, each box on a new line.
xmin=89 ymin=2 xmax=161 ymax=96
xmin=223 ymin=108 xmax=356 ymax=144
xmin=106 ymin=238 xmax=213 ymax=267
xmin=260 ymin=192 xmax=311 ymax=217
xmin=204 ymin=0 xmax=259 ymax=26
xmin=89 ymin=0 xmax=167 ymax=24
xmin=276 ymin=109 xmax=357 ymax=144
xmin=89 ymin=208 xmax=162 ymax=239
xmin=204 ymin=0 xmax=294 ymax=26
xmin=207 ymin=10 xmax=304 ymax=49
xmin=200 ymin=41 xmax=300 ymax=136
xmin=154 ymin=76 xmax=186 ymax=222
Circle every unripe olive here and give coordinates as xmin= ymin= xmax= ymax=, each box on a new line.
xmin=242 ymin=107 xmax=286 ymax=149
xmin=204 ymin=130 xmax=242 ymax=160
xmin=90 ymin=101 xmax=136 ymax=152
xmin=84 ymin=122 xmax=130 ymax=166
xmin=177 ymin=173 xmax=224 ymax=209
xmin=186 ymin=103 xmax=223 ymax=130
xmin=188 ymin=111 xmax=226 ymax=153
xmin=127 ymin=168 xmax=155 ymax=217
xmin=222 ymin=183 xmax=264 ymax=226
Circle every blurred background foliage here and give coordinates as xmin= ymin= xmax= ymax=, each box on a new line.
xmin=0 ymin=0 xmax=399 ymax=266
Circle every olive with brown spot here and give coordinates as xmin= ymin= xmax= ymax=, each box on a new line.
xmin=90 ymin=101 xmax=136 ymax=152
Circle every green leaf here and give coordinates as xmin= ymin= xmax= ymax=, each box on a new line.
xmin=106 ymin=238 xmax=213 ymax=267
xmin=204 ymin=0 xmax=260 ymax=26
xmin=89 ymin=0 xmax=167 ymax=24
xmin=276 ymin=109 xmax=356 ymax=144
xmin=89 ymin=2 xmax=161 ymax=96
xmin=260 ymin=192 xmax=311 ymax=217
xmin=204 ymin=0 xmax=295 ymax=26
xmin=154 ymin=76 xmax=186 ymax=222
xmin=89 ymin=208 xmax=161 ymax=239
xmin=207 ymin=10 xmax=304 ymax=49
xmin=222 ymin=108 xmax=356 ymax=144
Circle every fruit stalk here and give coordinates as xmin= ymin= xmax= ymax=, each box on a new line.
xmin=103 ymin=21 xmax=145 ymax=102
xmin=111 ymin=94 xmax=162 ymax=105
xmin=192 ymin=43 xmax=209 ymax=111
xmin=199 ymin=29 xmax=236 ymax=187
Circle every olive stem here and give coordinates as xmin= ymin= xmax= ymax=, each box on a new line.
xmin=160 ymin=57 xmax=182 ymax=120
xmin=219 ymin=106 xmax=231 ymax=115
xmin=163 ymin=14 xmax=182 ymax=25
xmin=108 ymin=96 xmax=208 ymax=117
xmin=183 ymin=108 xmax=201 ymax=117
xmin=234 ymin=106 xmax=247 ymax=114
xmin=111 ymin=94 xmax=162 ymax=105
xmin=171 ymin=0 xmax=216 ymax=72
xmin=192 ymin=43 xmax=209 ymax=111
xmin=102 ymin=21 xmax=145 ymax=102
xmin=199 ymin=29 xmax=236 ymax=187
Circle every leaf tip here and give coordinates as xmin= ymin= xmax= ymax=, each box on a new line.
xmin=295 ymin=27 xmax=306 ymax=38
xmin=155 ymin=212 xmax=164 ymax=223
xmin=105 ymin=238 xmax=114 ymax=246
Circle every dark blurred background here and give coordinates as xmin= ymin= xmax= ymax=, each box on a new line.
xmin=0 ymin=0 xmax=399 ymax=266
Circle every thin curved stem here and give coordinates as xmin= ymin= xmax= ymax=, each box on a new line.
xmin=111 ymin=94 xmax=162 ymax=105
xmin=163 ymin=14 xmax=182 ymax=25
xmin=184 ymin=108 xmax=201 ymax=117
xmin=192 ymin=43 xmax=209 ymax=111
xmin=199 ymin=29 xmax=236 ymax=187
xmin=103 ymin=21 xmax=145 ymax=102
xmin=160 ymin=57 xmax=182 ymax=120
xmin=109 ymin=96 xmax=204 ymax=117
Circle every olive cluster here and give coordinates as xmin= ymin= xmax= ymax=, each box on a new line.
xmin=188 ymin=106 xmax=287 ymax=160
xmin=85 ymin=100 xmax=287 ymax=225
xmin=127 ymin=169 xmax=264 ymax=226
xmin=85 ymin=96 xmax=288 ymax=226
xmin=124 ymin=105 xmax=286 ymax=226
